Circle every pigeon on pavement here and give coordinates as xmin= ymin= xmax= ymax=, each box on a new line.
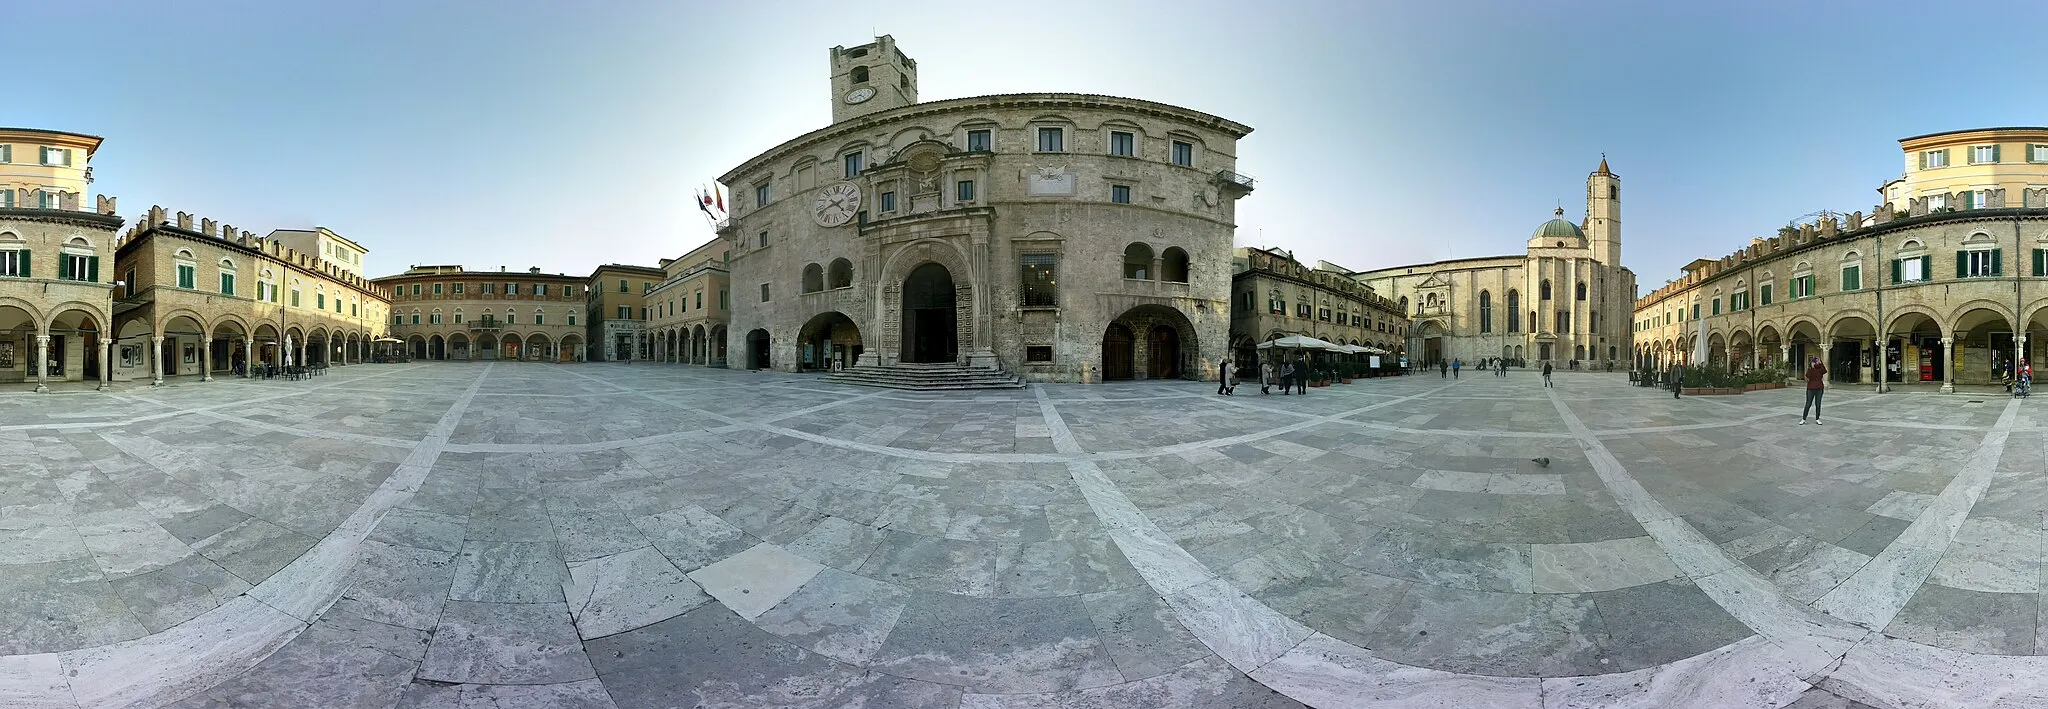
xmin=1531 ymin=457 xmax=1550 ymax=467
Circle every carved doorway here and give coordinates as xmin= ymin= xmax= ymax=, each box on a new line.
xmin=901 ymin=262 xmax=958 ymax=363
xmin=1103 ymin=323 xmax=1135 ymax=380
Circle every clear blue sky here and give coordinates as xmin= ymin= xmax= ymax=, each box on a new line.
xmin=13 ymin=0 xmax=2048 ymax=292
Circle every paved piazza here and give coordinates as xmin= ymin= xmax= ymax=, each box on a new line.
xmin=7 ymin=364 xmax=2048 ymax=708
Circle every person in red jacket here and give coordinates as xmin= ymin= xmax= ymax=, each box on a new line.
xmin=1798 ymin=356 xmax=1826 ymax=425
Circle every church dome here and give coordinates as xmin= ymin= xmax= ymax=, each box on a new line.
xmin=1532 ymin=208 xmax=1584 ymax=240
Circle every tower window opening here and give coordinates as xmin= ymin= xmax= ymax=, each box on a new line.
xmin=851 ymin=66 xmax=869 ymax=83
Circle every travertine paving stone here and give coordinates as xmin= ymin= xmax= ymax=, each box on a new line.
xmin=8 ymin=364 xmax=2048 ymax=707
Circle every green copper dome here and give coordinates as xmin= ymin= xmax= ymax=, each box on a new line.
xmin=1532 ymin=208 xmax=1583 ymax=240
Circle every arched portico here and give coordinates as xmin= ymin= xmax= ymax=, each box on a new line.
xmin=46 ymin=304 xmax=108 ymax=390
xmin=1951 ymin=305 xmax=2015 ymax=386
xmin=1101 ymin=304 xmax=1199 ymax=381
xmin=560 ymin=334 xmax=584 ymax=362
xmin=876 ymin=238 xmax=988 ymax=368
xmin=798 ymin=311 xmax=863 ymax=371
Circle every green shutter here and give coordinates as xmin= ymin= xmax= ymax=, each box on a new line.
xmin=58 ymin=254 xmax=69 ymax=280
xmin=1918 ymin=152 xmax=1927 ymax=169
xmin=1941 ymin=149 xmax=1951 ymax=166
xmin=1892 ymin=259 xmax=1902 ymax=284
xmin=17 ymin=250 xmax=26 ymax=277
xmin=87 ymin=256 xmax=98 ymax=283
xmin=2036 ymin=249 xmax=2046 ymax=276
xmin=0 ymin=145 xmax=9 ymax=162
xmin=1993 ymin=249 xmax=2003 ymax=276
xmin=1957 ymin=251 xmax=1968 ymax=279
xmin=1993 ymin=144 xmax=2003 ymax=162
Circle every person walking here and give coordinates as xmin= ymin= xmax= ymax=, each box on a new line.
xmin=1798 ymin=356 xmax=1826 ymax=424
xmin=1439 ymin=360 xmax=1449 ymax=378
xmin=1217 ymin=355 xmax=1234 ymax=395
xmin=1260 ymin=360 xmax=1275 ymax=395
xmin=1498 ymin=359 xmax=1507 ymax=377
xmin=1451 ymin=358 xmax=1461 ymax=379
xmin=1542 ymin=361 xmax=1554 ymax=388
xmin=1279 ymin=361 xmax=1294 ymax=395
xmin=1670 ymin=362 xmax=1684 ymax=399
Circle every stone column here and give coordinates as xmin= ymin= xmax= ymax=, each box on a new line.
xmin=99 ymin=339 xmax=112 ymax=391
xmin=201 ymin=338 xmax=213 ymax=382
xmin=1861 ymin=338 xmax=1876 ymax=385
xmin=297 ymin=340 xmax=307 ymax=369
xmin=1780 ymin=344 xmax=1791 ymax=375
xmin=244 ymin=337 xmax=255 ymax=376
xmin=151 ymin=335 xmax=165 ymax=385
xmin=34 ymin=334 xmax=50 ymax=393
xmin=2017 ymin=335 xmax=2028 ymax=377
xmin=1940 ymin=336 xmax=1955 ymax=393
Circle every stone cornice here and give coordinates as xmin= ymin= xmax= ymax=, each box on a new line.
xmin=720 ymin=93 xmax=1252 ymax=185
xmin=0 ymin=207 xmax=124 ymax=231
xmin=118 ymin=225 xmax=388 ymax=303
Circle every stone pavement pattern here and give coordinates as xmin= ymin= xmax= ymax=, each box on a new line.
xmin=1 ymin=363 xmax=2044 ymax=707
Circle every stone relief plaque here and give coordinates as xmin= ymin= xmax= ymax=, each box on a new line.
xmin=1028 ymin=167 xmax=1075 ymax=196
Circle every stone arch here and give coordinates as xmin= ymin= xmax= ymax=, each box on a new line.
xmin=877 ymin=237 xmax=978 ymax=368
xmin=1122 ymin=243 xmax=1154 ymax=280
xmin=1101 ymin=304 xmax=1200 ymax=381
xmin=1883 ymin=304 xmax=1947 ymax=338
xmin=828 ymin=258 xmax=854 ymax=289
xmin=1160 ymin=247 xmax=1189 ymax=283
xmin=0 ymin=296 xmax=48 ymax=332
xmin=1945 ymin=299 xmax=2017 ymax=329
xmin=798 ymin=311 xmax=864 ymax=371
xmin=802 ymin=263 xmax=825 ymax=293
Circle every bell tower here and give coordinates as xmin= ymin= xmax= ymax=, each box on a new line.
xmin=829 ymin=35 xmax=918 ymax=125
xmin=1585 ymin=157 xmax=1621 ymax=266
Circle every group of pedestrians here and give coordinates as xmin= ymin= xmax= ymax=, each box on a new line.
xmin=1214 ymin=356 xmax=1314 ymax=396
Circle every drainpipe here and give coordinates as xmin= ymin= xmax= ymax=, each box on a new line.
xmin=2017 ymin=215 xmax=2026 ymax=373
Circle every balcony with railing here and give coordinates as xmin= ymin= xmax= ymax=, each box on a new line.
xmin=1214 ymin=170 xmax=1256 ymax=192
xmin=468 ymin=317 xmax=502 ymax=333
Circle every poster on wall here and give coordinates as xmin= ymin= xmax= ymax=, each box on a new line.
xmin=122 ymin=346 xmax=141 ymax=368
xmin=183 ymin=344 xmax=196 ymax=365
xmin=0 ymin=341 xmax=12 ymax=368
xmin=1369 ymin=355 xmax=1381 ymax=368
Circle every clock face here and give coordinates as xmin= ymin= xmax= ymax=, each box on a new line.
xmin=813 ymin=182 xmax=862 ymax=227
xmin=844 ymin=87 xmax=876 ymax=104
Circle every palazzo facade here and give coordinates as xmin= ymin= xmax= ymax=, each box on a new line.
xmin=1635 ymin=127 xmax=2048 ymax=391
xmin=716 ymin=36 xmax=1254 ymax=382
xmin=1230 ymin=246 xmax=1408 ymax=362
xmin=0 ymin=127 xmax=122 ymax=390
xmin=644 ymin=238 xmax=730 ymax=367
xmin=373 ymin=266 xmax=587 ymax=362
xmin=1353 ymin=162 xmax=1638 ymax=368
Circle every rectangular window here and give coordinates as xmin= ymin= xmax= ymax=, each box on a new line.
xmin=1841 ymin=264 xmax=1860 ymax=291
xmin=1965 ymin=249 xmax=1999 ymax=277
xmin=843 ymin=151 xmax=862 ymax=178
xmin=535 ymin=313 xmax=544 ymax=325
xmin=481 ymin=283 xmax=494 ymax=295
xmin=454 ymin=312 xmax=464 ymax=324
xmin=1111 ymin=185 xmax=1131 ymax=204
xmin=755 ymin=183 xmax=770 ymax=207
xmin=0 ymin=250 xmax=19 ymax=277
xmin=696 ymin=292 xmax=702 ymax=309
xmin=1927 ymin=194 xmax=1948 ymax=211
xmin=1269 ymin=297 xmax=1284 ymax=314
xmin=538 ymin=284 xmax=550 ymax=296
xmin=411 ymin=283 xmax=421 ymax=296
xmin=2032 ymin=144 xmax=2048 ymax=163
xmin=432 ymin=282 xmax=443 ymax=295
xmin=1759 ymin=284 xmax=1772 ymax=306
xmin=1972 ymin=145 xmax=1998 ymax=164
xmin=1901 ymin=256 xmax=1926 ymax=283
xmin=37 ymin=190 xmax=61 ymax=209
xmin=1296 ymin=303 xmax=1310 ymax=318
xmin=429 ymin=313 xmax=441 ymax=325
xmin=409 ymin=313 xmax=420 ymax=325
xmin=0 ymin=188 xmax=11 ymax=207
xmin=177 ymin=264 xmax=195 ymax=289
xmin=453 ymin=282 xmax=464 ymax=294
xmin=506 ymin=313 xmax=515 ymax=324
xmin=0 ymin=145 xmax=9 ymax=164
xmin=758 ymin=231 xmax=769 ymax=248
xmin=1025 ymin=345 xmax=1053 ymax=362
xmin=220 ymin=273 xmax=235 ymax=296
xmin=1318 ymin=307 xmax=1332 ymax=322
xmin=1108 ymin=131 xmax=1134 ymax=157
xmin=1557 ymin=310 xmax=1570 ymax=331
xmin=40 ymin=146 xmax=70 ymax=166
xmin=1712 ymin=298 xmax=1721 ymax=315
xmin=291 ymin=290 xmax=300 ymax=307
xmin=760 ymin=283 xmax=771 ymax=302
xmin=1922 ymin=149 xmax=1949 ymax=169
xmin=719 ymin=289 xmax=728 ymax=310
xmin=880 ymin=191 xmax=896 ymax=212
xmin=317 ymin=293 xmax=326 ymax=309
xmin=1036 ymin=127 xmax=1064 ymax=152
xmin=966 ymin=129 xmax=992 ymax=152
xmin=956 ymin=180 xmax=976 ymax=202
xmin=1020 ymin=253 xmax=1058 ymax=306
xmin=393 ymin=314 xmax=403 ymax=325
xmin=567 ymin=313 xmax=576 ymax=326
xmin=1692 ymin=304 xmax=1700 ymax=319
xmin=617 ymin=306 xmax=630 ymax=319
xmin=1171 ymin=140 xmax=1194 ymax=167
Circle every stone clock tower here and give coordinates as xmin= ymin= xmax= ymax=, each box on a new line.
xmin=829 ymin=35 xmax=918 ymax=124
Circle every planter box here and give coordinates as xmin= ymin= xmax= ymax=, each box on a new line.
xmin=1683 ymin=387 xmax=1743 ymax=395
xmin=1309 ymin=381 xmax=1331 ymax=387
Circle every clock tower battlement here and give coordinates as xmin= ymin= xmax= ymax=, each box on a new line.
xmin=829 ymin=35 xmax=918 ymax=125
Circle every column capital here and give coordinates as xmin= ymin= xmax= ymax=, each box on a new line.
xmin=1940 ymin=336 xmax=1954 ymax=345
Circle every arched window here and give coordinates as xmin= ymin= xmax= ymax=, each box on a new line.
xmin=801 ymin=263 xmax=824 ymax=293
xmin=217 ymin=258 xmax=237 ymax=296
xmin=1122 ymin=243 xmax=1153 ymax=280
xmin=851 ymin=65 xmax=869 ymax=83
xmin=567 ymin=310 xmax=577 ymax=326
xmin=1575 ymin=281 xmax=1586 ymax=301
xmin=430 ymin=309 xmax=443 ymax=325
xmin=1161 ymin=247 xmax=1189 ymax=283
xmin=1540 ymin=279 xmax=1552 ymax=300
xmin=504 ymin=308 xmax=515 ymax=325
xmin=1506 ymin=290 xmax=1521 ymax=333
xmin=828 ymin=258 xmax=853 ymax=289
xmin=454 ymin=309 xmax=464 ymax=324
xmin=1478 ymin=290 xmax=1492 ymax=333
xmin=409 ymin=309 xmax=420 ymax=325
xmin=1399 ymin=296 xmax=1409 ymax=314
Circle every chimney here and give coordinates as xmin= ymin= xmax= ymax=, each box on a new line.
xmin=529 ymin=267 xmax=541 ymax=274
xmin=500 ymin=266 xmax=507 ymax=272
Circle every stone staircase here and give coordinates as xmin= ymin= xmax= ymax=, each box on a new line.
xmin=823 ymin=362 xmax=1026 ymax=390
